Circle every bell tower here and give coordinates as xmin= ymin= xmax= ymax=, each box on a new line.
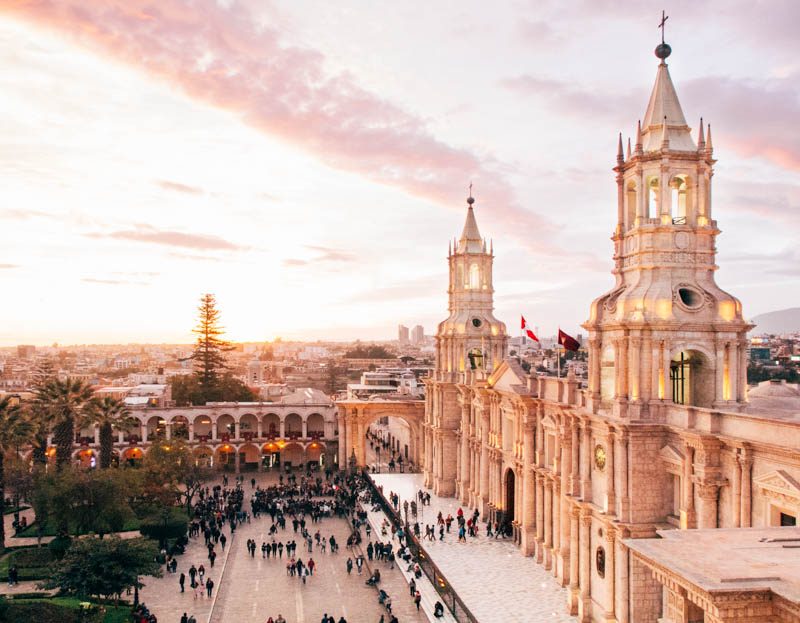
xmin=434 ymin=192 xmax=508 ymax=380
xmin=585 ymin=36 xmax=752 ymax=419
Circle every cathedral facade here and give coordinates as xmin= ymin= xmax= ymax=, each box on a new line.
xmin=422 ymin=42 xmax=800 ymax=623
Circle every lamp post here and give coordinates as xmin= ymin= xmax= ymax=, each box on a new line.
xmin=403 ymin=500 xmax=409 ymax=527
xmin=376 ymin=446 xmax=381 ymax=473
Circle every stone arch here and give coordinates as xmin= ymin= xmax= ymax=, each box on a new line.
xmin=361 ymin=409 xmax=424 ymax=470
xmin=193 ymin=415 xmax=213 ymax=439
xmin=262 ymin=413 xmax=280 ymax=438
xmin=193 ymin=445 xmax=213 ymax=467
xmin=503 ymin=467 xmax=517 ymax=526
xmin=217 ymin=414 xmax=235 ymax=440
xmin=306 ymin=413 xmax=325 ymax=437
xmin=238 ymin=443 xmax=260 ymax=469
xmin=282 ymin=442 xmax=304 ymax=467
xmin=146 ymin=415 xmax=166 ymax=440
xmin=468 ymin=263 xmax=481 ymax=289
xmin=646 ymin=174 xmax=660 ymax=219
xmin=170 ymin=415 xmax=190 ymax=440
xmin=239 ymin=413 xmax=259 ymax=439
xmin=625 ymin=179 xmax=638 ymax=229
xmin=669 ymin=348 xmax=714 ymax=408
xmin=285 ymin=413 xmax=302 ymax=438
xmin=306 ymin=440 xmax=325 ymax=465
xmin=215 ymin=444 xmax=236 ymax=469
xmin=122 ymin=447 xmax=144 ymax=465
xmin=74 ymin=448 xmax=96 ymax=468
xmin=125 ymin=417 xmax=143 ymax=443
xmin=669 ymin=174 xmax=692 ymax=222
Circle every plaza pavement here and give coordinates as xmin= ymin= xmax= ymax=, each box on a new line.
xmin=372 ymin=472 xmax=577 ymax=623
xmin=140 ymin=472 xmax=428 ymax=623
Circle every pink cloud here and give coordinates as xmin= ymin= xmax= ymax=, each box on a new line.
xmin=85 ymin=224 xmax=241 ymax=251
xmin=1 ymin=1 xmax=558 ymax=250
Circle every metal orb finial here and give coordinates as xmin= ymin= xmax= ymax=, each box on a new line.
xmin=655 ymin=42 xmax=672 ymax=60
xmin=467 ymin=196 xmax=475 ymax=205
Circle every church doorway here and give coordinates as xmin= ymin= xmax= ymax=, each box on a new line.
xmin=503 ymin=468 xmax=516 ymax=536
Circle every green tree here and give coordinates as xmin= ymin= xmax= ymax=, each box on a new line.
xmin=28 ymin=359 xmax=57 ymax=466
xmin=40 ymin=536 xmax=162 ymax=604
xmin=35 ymin=377 xmax=94 ymax=470
xmin=170 ymin=372 xmax=257 ymax=406
xmin=0 ymin=397 xmax=33 ymax=550
xmin=86 ymin=396 xmax=137 ymax=468
xmin=190 ymin=293 xmax=234 ymax=404
xmin=144 ymin=439 xmax=213 ymax=516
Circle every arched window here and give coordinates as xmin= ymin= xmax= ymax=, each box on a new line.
xmin=626 ymin=180 xmax=637 ymax=229
xmin=468 ymin=264 xmax=480 ymax=289
xmin=647 ymin=177 xmax=660 ymax=218
xmin=670 ymin=176 xmax=690 ymax=224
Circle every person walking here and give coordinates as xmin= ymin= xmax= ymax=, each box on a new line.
xmin=414 ymin=590 xmax=422 ymax=610
xmin=409 ymin=577 xmax=416 ymax=597
xmin=205 ymin=577 xmax=214 ymax=598
xmin=179 ymin=572 xmax=185 ymax=593
xmin=346 ymin=557 xmax=353 ymax=575
xmin=180 ymin=613 xmax=188 ymax=623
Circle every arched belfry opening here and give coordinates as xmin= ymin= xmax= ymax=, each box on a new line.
xmin=670 ymin=350 xmax=713 ymax=408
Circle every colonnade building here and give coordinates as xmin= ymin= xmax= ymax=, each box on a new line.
xmin=58 ymin=388 xmax=339 ymax=470
xmin=422 ymin=41 xmax=800 ymax=623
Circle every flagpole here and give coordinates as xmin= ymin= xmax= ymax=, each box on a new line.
xmin=557 ymin=344 xmax=561 ymax=379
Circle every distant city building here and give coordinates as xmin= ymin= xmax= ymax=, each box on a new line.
xmin=411 ymin=325 xmax=424 ymax=345
xmin=398 ymin=324 xmax=409 ymax=344
xmin=346 ymin=368 xmax=424 ymax=400
xmin=17 ymin=345 xmax=35 ymax=359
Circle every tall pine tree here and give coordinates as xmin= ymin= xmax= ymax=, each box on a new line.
xmin=190 ymin=294 xmax=233 ymax=404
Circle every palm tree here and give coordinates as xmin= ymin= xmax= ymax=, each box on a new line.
xmin=86 ymin=396 xmax=136 ymax=468
xmin=0 ymin=397 xmax=33 ymax=550
xmin=37 ymin=378 xmax=95 ymax=470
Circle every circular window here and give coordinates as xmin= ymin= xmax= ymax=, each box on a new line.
xmin=472 ymin=318 xmax=482 ymax=328
xmin=677 ymin=286 xmax=703 ymax=309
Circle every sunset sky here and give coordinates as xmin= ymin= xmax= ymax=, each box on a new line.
xmin=1 ymin=1 xmax=798 ymax=346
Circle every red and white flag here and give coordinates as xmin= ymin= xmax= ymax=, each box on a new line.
xmin=520 ymin=316 xmax=539 ymax=342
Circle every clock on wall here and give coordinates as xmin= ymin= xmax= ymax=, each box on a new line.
xmin=594 ymin=444 xmax=606 ymax=470
xmin=472 ymin=317 xmax=482 ymax=328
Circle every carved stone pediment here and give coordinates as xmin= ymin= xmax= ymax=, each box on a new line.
xmin=753 ymin=470 xmax=800 ymax=503
xmin=659 ymin=444 xmax=684 ymax=466
xmin=541 ymin=414 xmax=558 ymax=430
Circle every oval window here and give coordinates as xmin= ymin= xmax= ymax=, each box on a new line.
xmin=678 ymin=287 xmax=701 ymax=308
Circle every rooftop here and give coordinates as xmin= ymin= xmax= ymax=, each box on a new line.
xmin=626 ymin=526 xmax=800 ymax=604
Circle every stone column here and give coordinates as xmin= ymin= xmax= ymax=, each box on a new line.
xmin=696 ymin=483 xmax=719 ymax=529
xmin=480 ymin=419 xmax=490 ymax=515
xmin=552 ymin=481 xmax=561 ymax=579
xmin=165 ymin=421 xmax=172 ymax=441
xmin=560 ymin=431 xmax=572 ymax=582
xmin=301 ymin=418 xmax=308 ymax=440
xmin=740 ymin=453 xmax=753 ymax=528
xmin=94 ymin=426 xmax=100 ymax=445
xmin=257 ymin=417 xmax=263 ymax=439
xmin=727 ymin=342 xmax=738 ymax=403
xmin=188 ymin=422 xmax=194 ymax=442
xmin=737 ymin=339 xmax=748 ymax=403
xmin=731 ymin=451 xmax=742 ymax=528
xmin=616 ymin=431 xmax=629 ymax=522
xmin=590 ymin=339 xmax=601 ymax=402
xmin=581 ymin=419 xmax=592 ymax=503
xmin=615 ymin=537 xmax=630 ymax=623
xmin=571 ymin=420 xmax=580 ymax=496
xmin=279 ymin=417 xmax=286 ymax=440
xmin=535 ymin=473 xmax=545 ymax=563
xmin=604 ymin=528 xmax=616 ymax=621
xmin=579 ymin=511 xmax=592 ymax=622
xmin=234 ymin=447 xmax=241 ymax=474
xmin=234 ymin=419 xmax=241 ymax=441
xmin=337 ymin=414 xmax=347 ymax=468
xmin=714 ymin=343 xmax=725 ymax=405
xmin=629 ymin=336 xmax=641 ymax=402
xmin=118 ymin=430 xmax=125 ymax=444
xmin=544 ymin=478 xmax=553 ymax=570
xmin=568 ymin=506 xmax=580 ymax=615
xmin=662 ymin=343 xmax=672 ymax=402
xmin=605 ymin=430 xmax=616 ymax=514
xmin=460 ymin=408 xmax=470 ymax=500
xmin=142 ymin=425 xmax=148 ymax=444
xmin=619 ymin=336 xmax=629 ymax=399
xmin=681 ymin=443 xmax=695 ymax=529
xmin=522 ymin=424 xmax=536 ymax=555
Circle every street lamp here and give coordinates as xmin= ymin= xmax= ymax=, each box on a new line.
xmin=376 ymin=446 xmax=381 ymax=473
xmin=403 ymin=500 xmax=409 ymax=527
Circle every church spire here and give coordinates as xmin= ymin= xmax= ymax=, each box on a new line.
xmin=457 ymin=188 xmax=483 ymax=254
xmin=640 ymin=31 xmax=696 ymax=152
